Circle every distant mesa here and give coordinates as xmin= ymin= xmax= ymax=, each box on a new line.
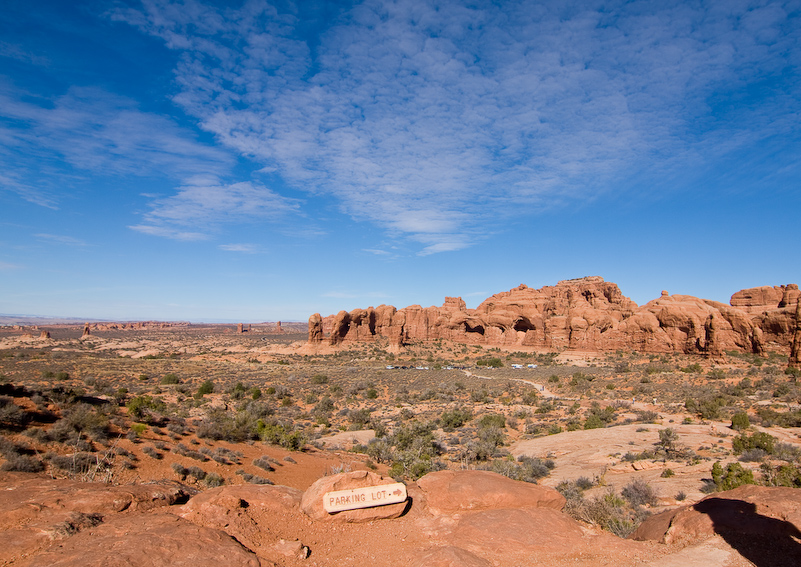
xmin=308 ymin=277 xmax=800 ymax=357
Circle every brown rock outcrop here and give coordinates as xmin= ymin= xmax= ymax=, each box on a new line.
xmin=308 ymin=313 xmax=323 ymax=343
xmin=0 ymin=473 xmax=193 ymax=565
xmin=631 ymin=485 xmax=801 ymax=565
xmin=16 ymin=512 xmax=262 ymax=567
xmin=790 ymin=299 xmax=801 ymax=368
xmin=731 ymin=284 xmax=800 ymax=314
xmin=309 ymin=278 xmax=798 ymax=355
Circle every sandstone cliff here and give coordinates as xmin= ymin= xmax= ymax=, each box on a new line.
xmin=308 ymin=278 xmax=799 ymax=356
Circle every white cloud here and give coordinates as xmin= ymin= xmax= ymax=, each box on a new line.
xmin=117 ymin=0 xmax=801 ymax=253
xmin=127 ymin=224 xmax=208 ymax=241
xmin=135 ymin=180 xmax=300 ymax=238
xmin=34 ymin=234 xmax=88 ymax=246
xmin=0 ymin=84 xmax=232 ymax=209
xmin=219 ymin=243 xmax=259 ymax=253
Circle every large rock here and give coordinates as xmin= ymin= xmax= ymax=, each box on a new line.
xmin=0 ymin=473 xmax=194 ymax=565
xmin=15 ymin=512 xmax=262 ymax=567
xmin=789 ymin=299 xmax=801 ymax=368
xmin=731 ymin=285 xmax=800 ymax=314
xmin=632 ymin=485 xmax=801 ymax=545
xmin=631 ymin=485 xmax=801 ymax=566
xmin=301 ymin=470 xmax=409 ymax=522
xmin=417 ymin=470 xmax=565 ymax=515
xmin=175 ymin=484 xmax=306 ymax=564
xmin=309 ymin=278 xmax=799 ymax=355
xmin=308 ymin=313 xmax=323 ymax=343
xmin=177 ymin=483 xmax=303 ymax=528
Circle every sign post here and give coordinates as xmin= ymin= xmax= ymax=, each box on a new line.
xmin=323 ymin=482 xmax=407 ymax=513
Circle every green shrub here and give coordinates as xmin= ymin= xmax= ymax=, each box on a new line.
xmin=478 ymin=414 xmax=506 ymax=429
xmin=160 ymin=374 xmax=180 ymax=385
xmin=710 ymin=461 xmax=755 ymax=491
xmin=195 ymin=380 xmax=214 ymax=398
xmin=732 ymin=431 xmax=775 ymax=455
xmin=204 ymin=472 xmax=224 ymax=487
xmin=256 ymin=420 xmax=307 ymax=450
xmin=760 ymin=463 xmax=801 ymax=487
xmin=730 ymin=412 xmax=750 ymax=431
xmin=584 ymin=415 xmax=605 ymax=430
xmin=126 ymin=395 xmax=166 ymax=422
xmin=486 ymin=455 xmax=555 ymax=483
xmin=621 ymin=479 xmax=657 ymax=506
xmin=476 ymin=358 xmax=503 ymax=368
xmin=311 ymin=374 xmax=328 ymax=384
xmin=439 ymin=407 xmax=472 ymax=430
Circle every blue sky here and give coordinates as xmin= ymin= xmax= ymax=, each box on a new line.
xmin=1 ymin=0 xmax=799 ymax=322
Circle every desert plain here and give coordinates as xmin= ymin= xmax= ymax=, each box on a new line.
xmin=1 ymin=280 xmax=800 ymax=566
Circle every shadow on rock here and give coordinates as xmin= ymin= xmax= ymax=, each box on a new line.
xmin=693 ymin=498 xmax=801 ymax=567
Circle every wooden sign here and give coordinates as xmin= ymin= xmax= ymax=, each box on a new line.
xmin=323 ymin=482 xmax=407 ymax=513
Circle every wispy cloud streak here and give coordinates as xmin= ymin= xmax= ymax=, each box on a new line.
xmin=111 ymin=0 xmax=801 ymax=252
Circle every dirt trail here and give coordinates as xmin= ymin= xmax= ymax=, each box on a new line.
xmin=461 ymin=369 xmax=559 ymax=398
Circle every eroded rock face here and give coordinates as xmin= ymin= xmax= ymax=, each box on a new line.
xmin=310 ymin=277 xmax=799 ymax=355
xmin=631 ymin=484 xmax=801 ymax=546
xmin=731 ymin=284 xmax=800 ymax=314
xmin=789 ymin=299 xmax=801 ymax=368
xmin=308 ymin=313 xmax=324 ymax=343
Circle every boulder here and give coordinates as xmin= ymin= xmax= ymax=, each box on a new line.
xmin=175 ymin=484 xmax=306 ymax=564
xmin=308 ymin=313 xmax=323 ymax=343
xmin=631 ymin=485 xmax=801 ymax=545
xmin=15 ymin=512 xmax=262 ymax=567
xmin=301 ymin=470 xmax=408 ymax=522
xmin=417 ymin=470 xmax=565 ymax=515
xmin=177 ymin=484 xmax=303 ymax=528
xmin=0 ymin=473 xmax=194 ymax=565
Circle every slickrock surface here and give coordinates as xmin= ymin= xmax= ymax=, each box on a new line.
xmin=2 ymin=470 xmax=799 ymax=566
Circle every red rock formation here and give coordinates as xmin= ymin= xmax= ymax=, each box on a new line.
xmin=308 ymin=313 xmax=324 ymax=343
xmin=308 ymin=277 xmax=798 ymax=355
xmin=790 ymin=299 xmax=801 ymax=368
xmin=631 ymin=484 xmax=801 ymax=546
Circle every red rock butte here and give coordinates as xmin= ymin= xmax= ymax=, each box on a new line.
xmin=308 ymin=277 xmax=801 ymax=357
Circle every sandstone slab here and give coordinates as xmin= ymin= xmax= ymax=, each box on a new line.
xmin=15 ymin=512 xmax=262 ymax=567
xmin=417 ymin=470 xmax=565 ymax=515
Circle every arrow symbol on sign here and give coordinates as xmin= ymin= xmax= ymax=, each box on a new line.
xmin=393 ymin=489 xmax=402 ymax=496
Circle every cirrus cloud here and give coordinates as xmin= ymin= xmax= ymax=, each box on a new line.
xmin=110 ymin=0 xmax=801 ymax=253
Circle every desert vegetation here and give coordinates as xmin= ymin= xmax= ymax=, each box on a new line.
xmin=1 ymin=324 xmax=800 ymax=538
